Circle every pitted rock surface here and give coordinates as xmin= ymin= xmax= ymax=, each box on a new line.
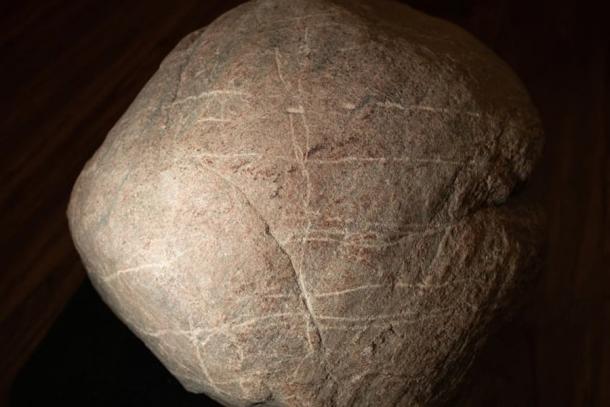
xmin=68 ymin=0 xmax=544 ymax=405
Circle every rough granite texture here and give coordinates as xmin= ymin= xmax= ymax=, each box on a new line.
xmin=67 ymin=0 xmax=544 ymax=406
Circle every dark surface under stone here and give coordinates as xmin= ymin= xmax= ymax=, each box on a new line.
xmin=11 ymin=280 xmax=221 ymax=407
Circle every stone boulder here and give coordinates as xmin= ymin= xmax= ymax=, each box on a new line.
xmin=68 ymin=0 xmax=544 ymax=405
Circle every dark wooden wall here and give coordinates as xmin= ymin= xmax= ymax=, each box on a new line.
xmin=1 ymin=0 xmax=607 ymax=405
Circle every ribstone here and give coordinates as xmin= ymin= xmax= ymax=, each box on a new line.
xmin=68 ymin=0 xmax=544 ymax=405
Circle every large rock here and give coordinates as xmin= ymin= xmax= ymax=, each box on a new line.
xmin=67 ymin=0 xmax=544 ymax=405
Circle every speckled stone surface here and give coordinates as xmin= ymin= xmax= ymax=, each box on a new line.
xmin=67 ymin=0 xmax=544 ymax=405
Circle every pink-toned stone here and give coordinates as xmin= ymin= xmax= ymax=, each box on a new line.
xmin=68 ymin=0 xmax=544 ymax=405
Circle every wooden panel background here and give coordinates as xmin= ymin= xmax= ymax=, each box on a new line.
xmin=0 ymin=0 xmax=607 ymax=405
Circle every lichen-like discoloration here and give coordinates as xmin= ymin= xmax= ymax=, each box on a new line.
xmin=67 ymin=0 xmax=544 ymax=405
